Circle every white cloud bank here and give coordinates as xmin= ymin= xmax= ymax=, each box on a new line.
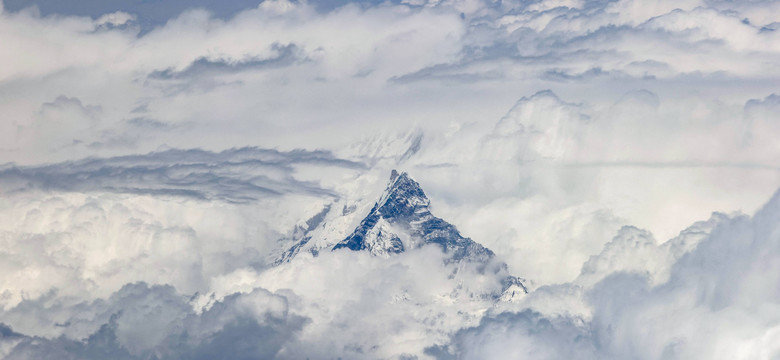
xmin=2 ymin=0 xmax=780 ymax=358
xmin=442 ymin=189 xmax=780 ymax=359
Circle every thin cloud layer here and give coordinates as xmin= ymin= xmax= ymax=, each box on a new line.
xmin=0 ymin=147 xmax=363 ymax=202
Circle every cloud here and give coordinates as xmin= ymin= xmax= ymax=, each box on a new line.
xmin=2 ymin=0 xmax=780 ymax=358
xmin=94 ymin=11 xmax=136 ymax=28
xmin=360 ymin=85 xmax=778 ymax=284
xmin=437 ymin=188 xmax=780 ymax=359
xmin=148 ymin=43 xmax=305 ymax=81
xmin=576 ymin=212 xmax=729 ymax=287
xmin=0 ymin=282 xmax=307 ymax=359
xmin=0 ymin=147 xmax=364 ymax=202
xmin=438 ymin=309 xmax=596 ymax=360
xmin=0 ymin=146 xmax=368 ymax=319
xmin=4 ymin=0 xmax=259 ymax=33
xmin=1 ymin=0 xmax=778 ymax=167
xmin=24 ymin=96 xmax=102 ymax=153
xmin=207 ymin=245 xmax=516 ymax=358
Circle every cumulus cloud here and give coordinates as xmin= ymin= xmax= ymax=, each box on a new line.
xmin=365 ymin=85 xmax=779 ymax=284
xmin=208 ymin=245 xmax=515 ymax=358
xmin=0 ymin=283 xmax=306 ymax=359
xmin=437 ymin=190 xmax=780 ymax=359
xmin=2 ymin=0 xmax=780 ymax=358
xmin=439 ymin=309 xmax=596 ymax=359
xmin=0 ymin=147 xmax=370 ymax=315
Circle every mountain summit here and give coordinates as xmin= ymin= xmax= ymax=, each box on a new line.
xmin=273 ymin=170 xmax=528 ymax=298
xmin=332 ymin=170 xmax=494 ymax=262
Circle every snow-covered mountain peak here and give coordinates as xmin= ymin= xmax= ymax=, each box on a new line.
xmin=374 ymin=170 xmax=431 ymax=221
xmin=269 ymin=169 xmax=527 ymax=302
xmin=333 ymin=170 xmax=494 ymax=263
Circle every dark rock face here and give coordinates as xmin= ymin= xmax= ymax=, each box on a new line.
xmin=333 ymin=170 xmax=494 ymax=262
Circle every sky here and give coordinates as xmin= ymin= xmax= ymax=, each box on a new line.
xmin=1 ymin=0 xmax=780 ymax=358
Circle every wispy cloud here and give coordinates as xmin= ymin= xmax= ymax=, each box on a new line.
xmin=0 ymin=147 xmax=364 ymax=202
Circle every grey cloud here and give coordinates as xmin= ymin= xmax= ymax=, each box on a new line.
xmin=35 ymin=96 xmax=102 ymax=133
xmin=129 ymin=104 xmax=148 ymax=114
xmin=3 ymin=0 xmax=260 ymax=34
xmin=437 ymin=309 xmax=597 ymax=360
xmin=390 ymin=65 xmax=506 ymax=84
xmin=0 ymin=147 xmax=365 ymax=203
xmin=3 ymin=0 xmax=398 ymax=32
xmin=125 ymin=117 xmax=180 ymax=130
xmin=745 ymin=93 xmax=780 ymax=115
xmin=20 ymin=95 xmax=107 ymax=155
xmin=542 ymin=67 xmax=615 ymax=82
xmin=148 ymin=43 xmax=305 ymax=81
xmin=1 ymin=282 xmax=306 ymax=360
xmin=761 ymin=22 xmax=780 ymax=32
xmin=86 ymin=117 xmax=191 ymax=149
xmin=742 ymin=93 xmax=780 ymax=150
xmin=40 ymin=96 xmax=102 ymax=116
xmin=142 ymin=44 xmax=308 ymax=96
xmin=398 ymin=131 xmax=423 ymax=162
xmin=395 ymin=0 xmax=779 ymax=85
xmin=615 ymin=88 xmax=660 ymax=108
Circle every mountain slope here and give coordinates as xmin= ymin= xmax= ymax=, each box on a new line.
xmin=332 ymin=170 xmax=494 ymax=262
xmin=273 ymin=170 xmax=527 ymax=301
